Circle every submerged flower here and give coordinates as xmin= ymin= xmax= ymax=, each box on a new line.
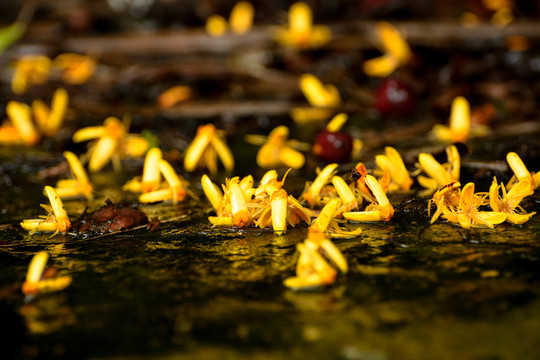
xmin=53 ymin=53 xmax=96 ymax=84
xmin=21 ymin=186 xmax=71 ymax=236
xmin=11 ymin=55 xmax=51 ymax=94
xmin=73 ymin=116 xmax=149 ymax=172
xmin=206 ymin=1 xmax=254 ymax=37
xmin=490 ymin=177 xmax=535 ymax=224
xmin=21 ymin=251 xmax=72 ymax=297
xmin=274 ymin=2 xmax=331 ymax=50
xmin=54 ymin=151 xmax=93 ymax=200
xmin=291 ymin=74 xmax=340 ymax=125
xmin=363 ymin=22 xmax=411 ymax=77
xmin=246 ymin=125 xmax=309 ymax=169
xmin=184 ymin=124 xmax=234 ymax=175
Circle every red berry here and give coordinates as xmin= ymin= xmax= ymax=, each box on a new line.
xmin=313 ymin=130 xmax=353 ymax=163
xmin=375 ymin=78 xmax=416 ymax=117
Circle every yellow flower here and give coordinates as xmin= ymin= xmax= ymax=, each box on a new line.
xmin=284 ymin=220 xmax=348 ymax=291
xmin=54 ymin=151 xmax=93 ymax=200
xmin=53 ymin=53 xmax=96 ymax=85
xmin=439 ymin=182 xmax=506 ymax=229
xmin=416 ymin=144 xmax=460 ymax=196
xmin=202 ymin=170 xmax=313 ymax=234
xmin=246 ymin=125 xmax=308 ymax=169
xmin=11 ymin=55 xmax=51 ymax=94
xmin=139 ymin=159 xmax=190 ymax=204
xmin=4 ymin=101 xmax=40 ymax=145
xmin=123 ymin=147 xmax=162 ymax=194
xmin=490 ymin=177 xmax=536 ymax=224
xmin=206 ymin=1 xmax=254 ymax=37
xmin=506 ymin=152 xmax=540 ymax=191
xmin=184 ymin=124 xmax=234 ymax=175
xmin=291 ymin=74 xmax=340 ymax=125
xmin=300 ymin=163 xmax=338 ymax=207
xmin=274 ymin=2 xmax=331 ymax=50
xmin=429 ymin=181 xmax=462 ymax=224
xmin=363 ymin=22 xmax=411 ymax=77
xmin=343 ymin=175 xmax=394 ymax=222
xmin=73 ymin=116 xmax=149 ymax=172
xmin=21 ymin=251 xmax=72 ymax=297
xmin=21 ymin=186 xmax=71 ymax=236
xmin=375 ymin=146 xmax=413 ymax=192
xmin=156 ymin=86 xmax=192 ymax=109
xmin=431 ymin=96 xmax=490 ymax=143
xmin=32 ymin=88 xmax=69 ymax=137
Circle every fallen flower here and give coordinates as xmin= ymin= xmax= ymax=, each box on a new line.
xmin=274 ymin=2 xmax=331 ymax=50
xmin=363 ymin=22 xmax=411 ymax=77
xmin=184 ymin=124 xmax=234 ymax=175
xmin=11 ymin=55 xmax=51 ymax=94
xmin=489 ymin=177 xmax=536 ymax=224
xmin=73 ymin=116 xmax=150 ymax=172
xmin=54 ymin=151 xmax=93 ymax=200
xmin=246 ymin=125 xmax=308 ymax=169
xmin=20 ymin=186 xmax=70 ymax=236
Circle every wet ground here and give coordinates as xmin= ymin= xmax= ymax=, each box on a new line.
xmin=1 ymin=141 xmax=539 ymax=359
xmin=2 ymin=1 xmax=540 ymax=359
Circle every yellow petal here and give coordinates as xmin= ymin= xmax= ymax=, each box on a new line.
xmin=278 ymin=146 xmax=305 ymax=169
xmin=449 ymin=96 xmax=470 ymax=143
xmin=311 ymin=198 xmax=342 ymax=232
xmin=343 ymin=210 xmax=382 ymax=222
xmin=6 ymin=101 xmax=40 ymax=145
xmin=332 ymin=176 xmax=357 ymax=211
xmin=202 ymin=174 xmax=223 ymax=211
xmin=229 ymin=1 xmax=254 ymax=35
xmin=376 ymin=21 xmax=411 ymax=64
xmin=271 ymin=189 xmax=288 ymax=235
xmin=89 ymin=136 xmax=116 ymax=172
xmin=363 ymin=53 xmax=399 ymax=77
xmin=210 ymin=133 xmax=235 ymax=172
xmin=44 ymin=186 xmax=70 ymax=233
xmin=64 ymin=151 xmax=90 ymax=186
xmin=44 ymin=88 xmax=68 ymax=136
xmin=141 ymin=147 xmax=162 ymax=193
xmin=326 ymin=113 xmax=348 ymax=132
xmin=72 ymin=126 xmax=104 ymax=143
xmin=506 ymin=212 xmax=535 ymax=225
xmin=206 ymin=15 xmax=227 ymax=37
xmin=184 ymin=124 xmax=214 ymax=172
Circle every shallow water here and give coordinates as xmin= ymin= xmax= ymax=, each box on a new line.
xmin=1 ymin=146 xmax=539 ymax=359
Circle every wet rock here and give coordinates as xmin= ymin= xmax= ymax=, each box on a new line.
xmin=70 ymin=200 xmax=157 ymax=235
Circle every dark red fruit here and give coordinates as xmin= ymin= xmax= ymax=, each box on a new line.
xmin=313 ymin=130 xmax=353 ymax=163
xmin=375 ymin=78 xmax=416 ymax=117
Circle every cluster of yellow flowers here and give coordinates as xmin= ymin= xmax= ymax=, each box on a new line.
xmin=11 ymin=53 xmax=96 ymax=94
xmin=0 ymin=88 xmax=68 ymax=146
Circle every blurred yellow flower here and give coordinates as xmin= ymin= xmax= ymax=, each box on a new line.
xmin=275 ymin=2 xmax=331 ymax=50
